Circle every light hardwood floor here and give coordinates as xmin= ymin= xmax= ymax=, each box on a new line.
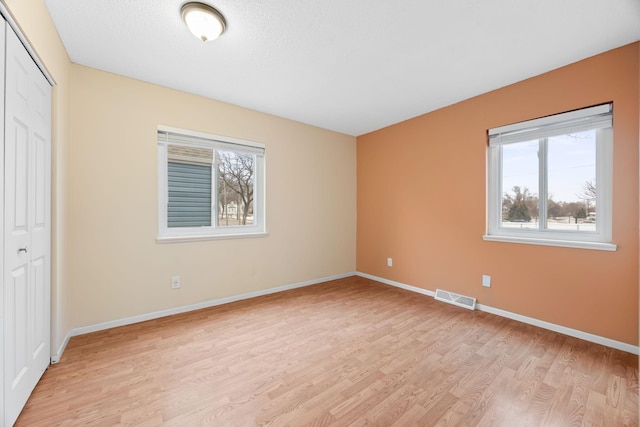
xmin=16 ymin=276 xmax=639 ymax=426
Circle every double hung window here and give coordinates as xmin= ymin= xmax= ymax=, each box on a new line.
xmin=157 ymin=126 xmax=266 ymax=241
xmin=485 ymin=104 xmax=614 ymax=251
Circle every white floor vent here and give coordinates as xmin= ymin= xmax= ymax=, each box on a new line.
xmin=434 ymin=289 xmax=477 ymax=310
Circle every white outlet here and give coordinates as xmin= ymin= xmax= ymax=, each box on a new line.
xmin=482 ymin=275 xmax=491 ymax=288
xmin=171 ymin=276 xmax=181 ymax=289
xmin=387 ymin=258 xmax=393 ymax=267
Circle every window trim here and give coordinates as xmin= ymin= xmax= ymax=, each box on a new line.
xmin=156 ymin=125 xmax=267 ymax=243
xmin=483 ymin=104 xmax=615 ymax=251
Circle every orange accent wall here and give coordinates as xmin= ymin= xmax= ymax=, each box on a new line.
xmin=357 ymin=42 xmax=639 ymax=346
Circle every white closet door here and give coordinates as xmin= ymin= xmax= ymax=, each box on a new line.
xmin=3 ymin=23 xmax=51 ymax=427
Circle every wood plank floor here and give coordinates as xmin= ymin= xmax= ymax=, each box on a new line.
xmin=16 ymin=276 xmax=639 ymax=426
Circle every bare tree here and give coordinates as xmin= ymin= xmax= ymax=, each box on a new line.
xmin=547 ymin=196 xmax=562 ymax=218
xmin=577 ymin=179 xmax=596 ymax=202
xmin=563 ymin=202 xmax=584 ymax=224
xmin=218 ymin=151 xmax=254 ymax=225
xmin=577 ymin=179 xmax=596 ymax=216
xmin=218 ymin=178 xmax=238 ymax=225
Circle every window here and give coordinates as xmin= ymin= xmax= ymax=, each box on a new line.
xmin=484 ymin=104 xmax=615 ymax=251
xmin=157 ymin=126 xmax=266 ymax=242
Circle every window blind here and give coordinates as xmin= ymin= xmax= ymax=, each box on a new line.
xmin=158 ymin=128 xmax=265 ymax=157
xmin=489 ymin=103 xmax=612 ymax=146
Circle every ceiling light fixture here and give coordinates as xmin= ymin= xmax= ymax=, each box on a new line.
xmin=181 ymin=2 xmax=226 ymax=42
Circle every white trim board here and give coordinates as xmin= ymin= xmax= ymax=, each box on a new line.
xmin=357 ymin=272 xmax=436 ymax=298
xmin=54 ymin=272 xmax=355 ymax=361
xmin=51 ymin=332 xmax=71 ymax=364
xmin=356 ymin=272 xmax=639 ymax=355
xmin=51 ymin=271 xmax=638 ymax=363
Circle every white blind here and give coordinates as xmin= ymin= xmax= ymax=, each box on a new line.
xmin=158 ymin=128 xmax=265 ymax=156
xmin=489 ymin=103 xmax=612 ymax=146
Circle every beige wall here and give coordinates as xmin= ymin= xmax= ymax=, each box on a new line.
xmin=4 ymin=0 xmax=71 ymax=357
xmin=6 ymin=0 xmax=356 ymax=342
xmin=68 ymin=65 xmax=356 ymax=328
xmin=357 ymin=43 xmax=639 ymax=346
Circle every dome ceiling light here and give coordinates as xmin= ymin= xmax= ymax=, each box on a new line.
xmin=181 ymin=2 xmax=226 ymax=42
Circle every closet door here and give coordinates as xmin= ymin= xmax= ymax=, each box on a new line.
xmin=3 ymin=23 xmax=51 ymax=427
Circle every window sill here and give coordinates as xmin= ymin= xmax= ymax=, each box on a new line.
xmin=482 ymin=235 xmax=617 ymax=251
xmin=156 ymin=232 xmax=269 ymax=244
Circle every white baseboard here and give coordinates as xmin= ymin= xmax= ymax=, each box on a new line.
xmin=51 ymin=331 xmax=72 ymax=364
xmin=356 ymin=272 xmax=639 ymax=355
xmin=67 ymin=272 xmax=356 ymax=344
xmin=357 ymin=272 xmax=436 ymax=297
xmin=51 ymin=271 xmax=638 ymax=363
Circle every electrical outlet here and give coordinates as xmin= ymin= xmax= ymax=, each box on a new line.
xmin=482 ymin=275 xmax=491 ymax=288
xmin=171 ymin=276 xmax=181 ymax=289
xmin=387 ymin=258 xmax=393 ymax=267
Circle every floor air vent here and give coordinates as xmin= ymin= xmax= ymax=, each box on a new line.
xmin=434 ymin=289 xmax=477 ymax=310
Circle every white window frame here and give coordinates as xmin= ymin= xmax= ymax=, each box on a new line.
xmin=157 ymin=125 xmax=267 ymax=243
xmin=484 ymin=104 xmax=616 ymax=251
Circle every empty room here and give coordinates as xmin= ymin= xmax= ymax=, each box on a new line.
xmin=1 ymin=0 xmax=638 ymax=425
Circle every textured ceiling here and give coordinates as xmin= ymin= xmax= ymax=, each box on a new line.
xmin=44 ymin=0 xmax=639 ymax=136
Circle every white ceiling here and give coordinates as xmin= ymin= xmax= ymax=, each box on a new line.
xmin=44 ymin=0 xmax=639 ymax=136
